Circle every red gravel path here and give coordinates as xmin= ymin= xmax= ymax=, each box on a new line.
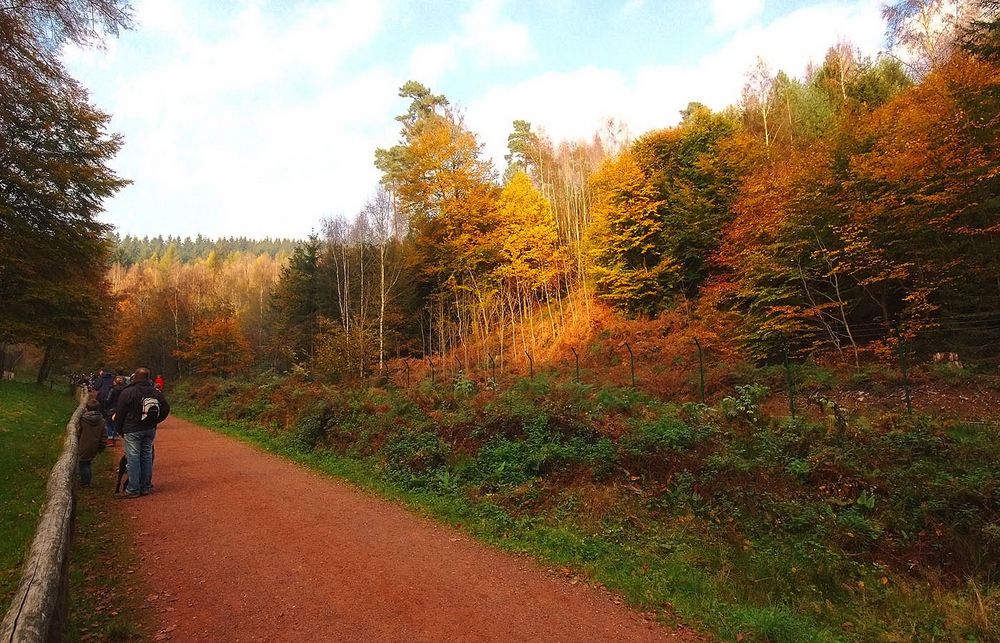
xmin=115 ymin=416 xmax=699 ymax=642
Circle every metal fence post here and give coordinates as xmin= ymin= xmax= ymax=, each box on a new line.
xmin=570 ymin=347 xmax=580 ymax=383
xmin=897 ymin=331 xmax=913 ymax=414
xmin=782 ymin=339 xmax=796 ymax=419
xmin=693 ymin=337 xmax=705 ymax=404
xmin=525 ymin=351 xmax=534 ymax=379
xmin=624 ymin=341 xmax=636 ymax=388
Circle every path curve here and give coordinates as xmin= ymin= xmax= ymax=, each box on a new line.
xmin=115 ymin=416 xmax=698 ymax=642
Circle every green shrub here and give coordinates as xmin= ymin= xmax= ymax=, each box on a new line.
xmin=291 ymin=402 xmax=332 ymax=451
xmin=621 ymin=413 xmax=712 ymax=455
xmin=593 ymin=385 xmax=652 ymax=414
xmin=929 ymin=362 xmax=976 ymax=386
xmin=721 ymin=384 xmax=769 ymax=425
xmin=384 ymin=430 xmax=450 ymax=473
xmin=794 ymin=361 xmax=836 ymax=392
xmin=453 ymin=370 xmax=476 ymax=395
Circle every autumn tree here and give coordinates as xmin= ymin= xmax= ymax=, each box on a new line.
xmin=884 ymin=0 xmax=983 ymax=75
xmin=742 ymin=57 xmax=777 ymax=152
xmin=175 ymin=315 xmax=252 ymax=377
xmin=588 ymin=150 xmax=675 ymax=316
xmin=106 ymin=245 xmax=286 ymax=377
xmin=375 ymin=81 xmax=500 ymax=361
xmin=0 ymin=0 xmax=131 ymax=381
xmin=363 ymin=188 xmax=407 ymax=373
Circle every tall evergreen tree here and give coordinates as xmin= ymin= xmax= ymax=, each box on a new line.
xmin=270 ymin=236 xmax=321 ymax=365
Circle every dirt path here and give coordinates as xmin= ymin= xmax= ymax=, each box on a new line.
xmin=113 ymin=416 xmax=697 ymax=642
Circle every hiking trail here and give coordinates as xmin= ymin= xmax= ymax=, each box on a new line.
xmin=113 ymin=416 xmax=698 ymax=642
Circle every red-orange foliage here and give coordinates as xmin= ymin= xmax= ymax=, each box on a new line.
xmin=175 ymin=316 xmax=252 ymax=377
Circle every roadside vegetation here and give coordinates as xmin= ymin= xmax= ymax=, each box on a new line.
xmin=175 ymin=365 xmax=1000 ymax=642
xmin=0 ymin=382 xmax=146 ymax=641
xmin=67 ymin=449 xmax=149 ymax=642
xmin=0 ymin=382 xmax=76 ymax=602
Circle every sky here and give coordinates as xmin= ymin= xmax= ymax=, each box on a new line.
xmin=62 ymin=0 xmax=890 ymax=240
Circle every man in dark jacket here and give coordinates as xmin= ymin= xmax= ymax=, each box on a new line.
xmin=94 ymin=368 xmax=115 ymax=440
xmin=104 ymin=375 xmax=126 ymax=443
xmin=96 ymin=369 xmax=115 ymax=408
xmin=113 ymin=368 xmax=170 ymax=497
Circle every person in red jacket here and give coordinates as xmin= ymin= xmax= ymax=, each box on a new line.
xmin=154 ymin=373 xmax=165 ymax=391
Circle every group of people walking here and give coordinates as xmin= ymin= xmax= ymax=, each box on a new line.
xmin=78 ymin=367 xmax=170 ymax=498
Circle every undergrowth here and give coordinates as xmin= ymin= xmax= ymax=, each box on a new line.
xmin=173 ymin=373 xmax=1000 ymax=642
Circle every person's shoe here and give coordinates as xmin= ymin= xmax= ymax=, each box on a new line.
xmin=116 ymin=491 xmax=141 ymax=499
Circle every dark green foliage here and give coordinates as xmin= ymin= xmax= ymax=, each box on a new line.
xmin=384 ymin=430 xmax=450 ymax=474
xmin=620 ymin=412 xmax=712 ymax=455
xmin=270 ymin=236 xmax=322 ymax=364
xmin=291 ymin=402 xmax=333 ymax=451
xmin=111 ymin=234 xmax=299 ymax=266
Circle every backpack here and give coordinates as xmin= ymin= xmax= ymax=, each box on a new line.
xmin=139 ymin=394 xmax=162 ymax=424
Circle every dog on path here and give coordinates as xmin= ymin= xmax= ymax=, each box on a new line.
xmin=115 ymin=447 xmax=155 ymax=494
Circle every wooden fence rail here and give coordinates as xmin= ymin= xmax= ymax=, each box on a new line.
xmin=1 ymin=388 xmax=86 ymax=643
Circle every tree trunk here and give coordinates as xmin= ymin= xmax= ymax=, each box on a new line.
xmin=36 ymin=343 xmax=53 ymax=385
xmin=378 ymin=242 xmax=386 ymax=374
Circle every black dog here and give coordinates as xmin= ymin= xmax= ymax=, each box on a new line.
xmin=115 ymin=454 xmax=129 ymax=493
xmin=115 ymin=447 xmax=155 ymax=493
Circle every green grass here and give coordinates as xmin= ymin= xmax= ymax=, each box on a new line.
xmin=0 ymin=382 xmax=147 ymax=641
xmin=0 ymin=382 xmax=76 ymax=602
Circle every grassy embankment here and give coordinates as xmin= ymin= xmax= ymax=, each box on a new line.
xmin=0 ymin=382 xmax=147 ymax=641
xmin=174 ymin=368 xmax=999 ymax=643
xmin=0 ymin=382 xmax=76 ymax=600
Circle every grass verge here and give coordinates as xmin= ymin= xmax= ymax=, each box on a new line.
xmin=0 ymin=382 xmax=76 ymax=602
xmin=66 ymin=445 xmax=150 ymax=642
xmin=0 ymin=382 xmax=148 ymax=641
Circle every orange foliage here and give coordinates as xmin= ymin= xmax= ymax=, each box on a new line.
xmin=175 ymin=316 xmax=252 ymax=377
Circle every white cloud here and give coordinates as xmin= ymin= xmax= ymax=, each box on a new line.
xmin=134 ymin=0 xmax=188 ymax=34
xmin=622 ymin=0 xmax=647 ymax=15
xmin=466 ymin=0 xmax=885 ymax=168
xmin=459 ymin=0 xmax=535 ymax=66
xmin=65 ymin=0 xmax=396 ymax=239
xmin=710 ymin=0 xmax=765 ymax=33
xmin=407 ymin=0 xmax=535 ymax=84
xmin=409 ymin=42 xmax=459 ymax=85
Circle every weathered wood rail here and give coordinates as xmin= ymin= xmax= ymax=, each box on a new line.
xmin=1 ymin=388 xmax=86 ymax=642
